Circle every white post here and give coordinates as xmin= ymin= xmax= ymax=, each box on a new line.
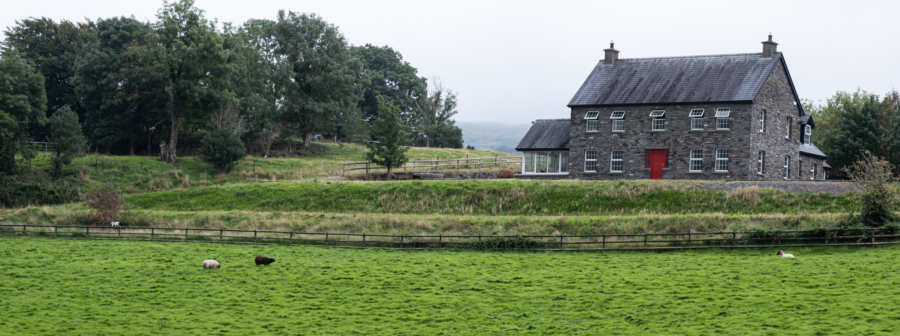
xmin=559 ymin=152 xmax=563 ymax=173
xmin=521 ymin=152 xmax=526 ymax=173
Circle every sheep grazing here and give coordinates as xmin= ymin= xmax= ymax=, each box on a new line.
xmin=777 ymin=250 xmax=794 ymax=258
xmin=203 ymin=259 xmax=221 ymax=269
xmin=255 ymin=255 xmax=275 ymax=266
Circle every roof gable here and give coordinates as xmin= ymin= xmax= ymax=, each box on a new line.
xmin=569 ymin=53 xmax=784 ymax=107
xmin=515 ymin=119 xmax=570 ymax=151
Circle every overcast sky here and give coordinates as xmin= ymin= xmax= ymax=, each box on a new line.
xmin=3 ymin=0 xmax=898 ymax=123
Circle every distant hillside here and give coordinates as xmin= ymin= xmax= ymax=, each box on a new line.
xmin=457 ymin=121 xmax=532 ymax=153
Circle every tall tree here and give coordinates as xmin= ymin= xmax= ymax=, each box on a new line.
xmin=1 ymin=17 xmax=94 ymax=136
xmin=141 ymin=0 xmax=231 ymax=163
xmin=366 ymin=96 xmax=411 ymax=180
xmin=72 ymin=16 xmax=154 ymax=154
xmin=351 ymin=44 xmax=426 ymax=123
xmin=413 ymin=78 xmax=463 ymax=148
xmin=0 ymin=50 xmax=48 ymax=174
xmin=273 ymin=11 xmax=362 ymax=148
xmin=877 ymin=90 xmax=900 ymax=171
xmin=48 ymin=105 xmax=88 ymax=175
xmin=808 ymin=90 xmax=882 ymax=174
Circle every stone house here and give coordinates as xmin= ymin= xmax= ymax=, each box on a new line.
xmin=516 ymin=35 xmax=829 ymax=180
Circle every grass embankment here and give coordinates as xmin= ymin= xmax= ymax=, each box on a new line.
xmin=127 ymin=180 xmax=853 ymax=216
xmin=2 ymin=238 xmax=898 ymax=335
xmin=21 ymin=143 xmax=506 ymax=195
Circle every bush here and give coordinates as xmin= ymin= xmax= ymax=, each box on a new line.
xmin=842 ymin=150 xmax=898 ymax=227
xmin=0 ymin=170 xmax=80 ymax=207
xmin=201 ymin=129 xmax=246 ymax=173
xmin=498 ymin=169 xmax=515 ymax=179
xmin=83 ymin=186 xmax=124 ymax=227
xmin=468 ymin=236 xmax=539 ymax=250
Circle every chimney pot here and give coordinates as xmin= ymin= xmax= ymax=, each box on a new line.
xmin=604 ymin=40 xmax=619 ymax=64
xmin=762 ymin=34 xmax=778 ymax=57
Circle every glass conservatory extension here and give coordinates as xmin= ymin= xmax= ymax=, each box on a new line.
xmin=521 ymin=151 xmax=569 ymax=175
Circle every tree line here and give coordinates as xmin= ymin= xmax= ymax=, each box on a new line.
xmin=0 ymin=0 xmax=462 ymax=175
xmin=805 ymin=89 xmax=900 ymax=178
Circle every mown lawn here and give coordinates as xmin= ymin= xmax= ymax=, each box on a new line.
xmin=1 ymin=238 xmax=898 ymax=335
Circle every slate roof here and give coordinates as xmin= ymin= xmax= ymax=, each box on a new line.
xmin=569 ymin=53 xmax=785 ymax=107
xmin=799 ymin=143 xmax=827 ymax=158
xmin=515 ymin=119 xmax=570 ymax=151
xmin=800 ymin=115 xmax=815 ymax=128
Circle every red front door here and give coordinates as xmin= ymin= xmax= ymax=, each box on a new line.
xmin=648 ymin=149 xmax=667 ymax=179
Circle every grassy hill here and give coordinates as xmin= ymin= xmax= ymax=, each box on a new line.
xmin=3 ymin=238 xmax=898 ymax=335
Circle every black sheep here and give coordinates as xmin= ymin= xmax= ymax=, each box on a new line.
xmin=255 ymin=255 xmax=275 ymax=266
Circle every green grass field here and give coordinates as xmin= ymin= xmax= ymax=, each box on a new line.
xmin=2 ymin=238 xmax=898 ymax=335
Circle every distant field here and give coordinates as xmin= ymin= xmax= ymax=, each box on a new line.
xmin=125 ymin=180 xmax=854 ymax=216
xmin=2 ymin=238 xmax=898 ymax=335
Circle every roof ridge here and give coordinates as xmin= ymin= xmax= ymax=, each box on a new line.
xmin=534 ymin=119 xmax=569 ymax=122
xmin=607 ymin=52 xmax=780 ymax=62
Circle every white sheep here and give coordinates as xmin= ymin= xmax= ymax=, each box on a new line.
xmin=203 ymin=259 xmax=221 ymax=269
xmin=777 ymin=250 xmax=794 ymax=258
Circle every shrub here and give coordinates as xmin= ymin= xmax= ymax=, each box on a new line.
xmin=498 ymin=169 xmax=515 ymax=179
xmin=841 ymin=150 xmax=898 ymax=227
xmin=0 ymin=170 xmax=79 ymax=207
xmin=468 ymin=236 xmax=539 ymax=250
xmin=82 ymin=186 xmax=124 ymax=227
xmin=201 ymin=129 xmax=246 ymax=173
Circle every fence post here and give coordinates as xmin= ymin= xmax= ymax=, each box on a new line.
xmin=185 ymin=228 xmax=189 ymax=241
xmin=602 ymin=234 xmax=606 ymax=251
xmin=363 ymin=233 xmax=366 ymax=248
xmin=86 ymin=226 xmax=89 ymax=238
xmin=732 ymin=231 xmax=736 ymax=250
xmin=152 ymin=228 xmax=155 ymax=240
xmin=824 ymin=229 xmax=828 ymax=245
xmin=220 ymin=229 xmax=223 ymax=241
xmin=687 ymin=229 xmax=691 ymax=248
xmin=23 ymin=225 xmax=26 ymax=237
xmin=118 ymin=227 xmax=121 ymax=239
xmin=366 ymin=162 xmax=369 ymax=174
xmin=643 ymin=233 xmax=648 ymax=252
xmin=325 ymin=233 xmax=329 ymax=246
xmin=54 ymin=226 xmax=57 ymax=238
xmin=254 ymin=230 xmax=257 ymax=243
xmin=872 ymin=227 xmax=876 ymax=247
xmin=559 ymin=235 xmax=563 ymax=249
xmin=439 ymin=234 xmax=442 ymax=249
xmin=400 ymin=234 xmax=404 ymax=248
xmin=289 ymin=232 xmax=294 ymax=245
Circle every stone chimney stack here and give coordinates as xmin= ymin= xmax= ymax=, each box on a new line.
xmin=603 ymin=41 xmax=619 ymax=64
xmin=762 ymin=33 xmax=778 ymax=57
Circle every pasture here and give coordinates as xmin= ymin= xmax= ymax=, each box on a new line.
xmin=1 ymin=238 xmax=898 ymax=335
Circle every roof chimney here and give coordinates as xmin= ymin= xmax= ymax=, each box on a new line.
xmin=603 ymin=41 xmax=619 ymax=64
xmin=762 ymin=33 xmax=778 ymax=57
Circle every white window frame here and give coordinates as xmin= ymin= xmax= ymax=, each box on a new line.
xmin=759 ymin=110 xmax=766 ymax=133
xmin=811 ymin=164 xmax=817 ymax=180
xmin=585 ymin=111 xmax=600 ymax=119
xmin=783 ymin=156 xmax=790 ymax=179
xmin=586 ymin=120 xmax=599 ymax=132
xmin=689 ymin=149 xmax=704 ymax=172
xmin=715 ymin=149 xmax=730 ymax=172
xmin=652 ymin=117 xmax=665 ymax=131
xmin=715 ymin=108 xmax=731 ymax=117
xmin=585 ymin=150 xmax=597 ymax=172
xmin=610 ymin=150 xmax=624 ymax=172
xmin=612 ymin=119 xmax=624 ymax=132
xmin=785 ymin=117 xmax=792 ymax=139
xmin=691 ymin=117 xmax=704 ymax=130
xmin=716 ymin=118 xmax=730 ymax=130
xmin=649 ymin=110 xmax=665 ymax=117
xmin=689 ymin=109 xmax=704 ymax=117
xmin=757 ymin=151 xmax=765 ymax=174
xmin=804 ymin=125 xmax=811 ymax=145
xmin=610 ymin=111 xmax=625 ymax=119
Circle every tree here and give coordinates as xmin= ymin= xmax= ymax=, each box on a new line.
xmin=274 ymin=11 xmax=362 ymax=148
xmin=0 ymin=50 xmax=48 ymax=174
xmin=1 ymin=17 xmax=94 ymax=138
xmin=366 ymin=96 xmax=411 ymax=180
xmin=201 ymin=129 xmax=246 ymax=173
xmin=351 ymin=44 xmax=426 ymax=123
xmin=413 ymin=78 xmax=464 ymax=148
xmin=142 ymin=0 xmax=232 ymax=163
xmin=48 ymin=105 xmax=88 ymax=175
xmin=72 ymin=16 xmax=153 ymax=154
xmin=807 ymin=90 xmax=882 ymax=176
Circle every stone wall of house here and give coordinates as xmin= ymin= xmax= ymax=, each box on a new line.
xmin=568 ymin=102 xmax=755 ymax=180
xmin=748 ymin=60 xmax=826 ymax=180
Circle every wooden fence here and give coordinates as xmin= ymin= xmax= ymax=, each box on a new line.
xmin=342 ymin=156 xmax=521 ymax=175
xmin=2 ymin=224 xmax=898 ymax=251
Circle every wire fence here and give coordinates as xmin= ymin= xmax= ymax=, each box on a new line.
xmin=2 ymin=224 xmax=898 ymax=251
xmin=343 ymin=156 xmax=521 ymax=175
